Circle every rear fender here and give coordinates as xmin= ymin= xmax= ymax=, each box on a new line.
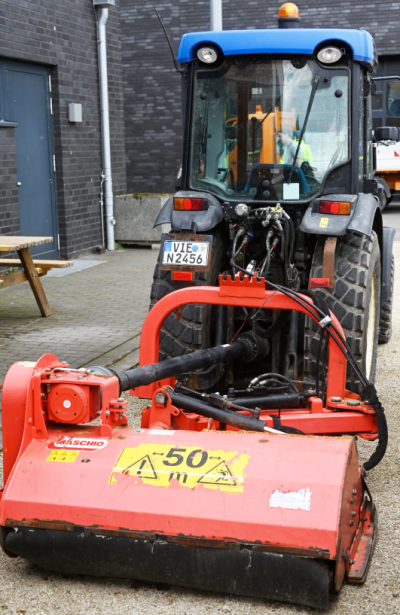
xmin=300 ymin=193 xmax=380 ymax=239
xmin=348 ymin=194 xmax=381 ymax=239
xmin=153 ymin=195 xmax=174 ymax=227
xmin=154 ymin=191 xmax=223 ymax=232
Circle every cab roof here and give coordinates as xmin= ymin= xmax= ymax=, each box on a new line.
xmin=177 ymin=28 xmax=376 ymax=70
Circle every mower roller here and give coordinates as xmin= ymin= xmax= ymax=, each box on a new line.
xmin=0 ymin=275 xmax=385 ymax=609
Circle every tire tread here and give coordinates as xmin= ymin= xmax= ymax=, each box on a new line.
xmin=378 ymin=254 xmax=394 ymax=344
xmin=304 ymin=231 xmax=381 ymax=392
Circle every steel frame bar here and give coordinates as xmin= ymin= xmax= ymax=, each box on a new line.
xmin=135 ymin=276 xmax=346 ymax=400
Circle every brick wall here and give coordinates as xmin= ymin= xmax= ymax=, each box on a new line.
xmin=120 ymin=2 xmax=183 ymax=194
xmin=0 ymin=0 xmax=126 ymax=259
xmin=0 ymin=127 xmax=19 ymax=236
xmin=120 ymin=0 xmax=400 ymax=193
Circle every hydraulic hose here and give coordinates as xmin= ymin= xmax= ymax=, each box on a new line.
xmin=288 ymin=216 xmax=295 ymax=264
xmin=230 ymin=260 xmax=388 ymax=470
xmin=231 ymin=228 xmax=246 ymax=278
xmin=118 ymin=341 xmax=247 ymax=392
xmin=168 ymin=391 xmax=268 ymax=432
xmin=228 ymin=392 xmax=300 ymax=409
xmin=360 ymin=383 xmax=389 ymax=471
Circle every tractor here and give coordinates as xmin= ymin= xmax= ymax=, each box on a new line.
xmin=151 ymin=2 xmax=396 ymax=393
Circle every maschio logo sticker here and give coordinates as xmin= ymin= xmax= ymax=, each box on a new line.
xmin=109 ymin=443 xmax=249 ymax=493
xmin=47 ymin=436 xmax=108 ymax=452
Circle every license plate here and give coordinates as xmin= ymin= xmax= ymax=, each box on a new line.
xmin=162 ymin=241 xmax=210 ymax=266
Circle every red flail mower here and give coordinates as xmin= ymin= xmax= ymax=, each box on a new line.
xmin=0 ymin=276 xmax=387 ymax=609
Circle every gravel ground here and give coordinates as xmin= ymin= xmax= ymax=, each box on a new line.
xmin=0 ymin=244 xmax=399 ymax=615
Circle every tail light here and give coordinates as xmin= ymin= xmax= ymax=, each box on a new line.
xmin=319 ymin=200 xmax=351 ymax=215
xmin=172 ymin=271 xmax=194 ymax=281
xmin=310 ymin=278 xmax=330 ymax=288
xmin=174 ymin=198 xmax=203 ymax=211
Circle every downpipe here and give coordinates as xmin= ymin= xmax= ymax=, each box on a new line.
xmin=96 ymin=8 xmax=115 ymax=251
xmin=210 ymin=0 xmax=223 ymax=30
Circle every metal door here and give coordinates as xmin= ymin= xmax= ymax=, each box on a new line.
xmin=0 ymin=61 xmax=58 ymax=258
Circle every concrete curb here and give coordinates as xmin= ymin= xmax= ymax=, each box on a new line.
xmin=115 ymin=193 xmax=171 ymax=244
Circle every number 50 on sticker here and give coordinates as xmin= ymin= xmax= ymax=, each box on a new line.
xmin=109 ymin=443 xmax=249 ymax=493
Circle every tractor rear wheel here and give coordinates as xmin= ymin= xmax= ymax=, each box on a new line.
xmin=304 ymin=231 xmax=381 ymax=394
xmin=149 ymin=231 xmax=228 ymax=361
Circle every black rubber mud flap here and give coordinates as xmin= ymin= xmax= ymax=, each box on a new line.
xmin=6 ymin=528 xmax=330 ymax=609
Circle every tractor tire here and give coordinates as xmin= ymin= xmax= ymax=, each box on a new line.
xmin=150 ymin=232 xmax=228 ymax=361
xmin=304 ymin=231 xmax=381 ymax=394
xmin=378 ymin=254 xmax=394 ymax=344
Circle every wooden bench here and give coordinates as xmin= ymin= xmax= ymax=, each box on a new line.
xmin=0 ymin=236 xmax=73 ymax=317
xmin=0 ymin=259 xmax=73 ymax=288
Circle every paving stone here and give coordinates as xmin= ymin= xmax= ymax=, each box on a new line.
xmin=0 ymin=249 xmax=157 ymax=385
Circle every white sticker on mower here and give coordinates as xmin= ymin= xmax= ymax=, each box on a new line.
xmin=47 ymin=437 xmax=108 ymax=452
xmin=269 ymin=488 xmax=312 ymax=511
xmin=148 ymin=429 xmax=175 ymax=435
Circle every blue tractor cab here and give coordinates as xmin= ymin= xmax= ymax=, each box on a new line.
xmin=173 ymin=16 xmax=377 ymax=205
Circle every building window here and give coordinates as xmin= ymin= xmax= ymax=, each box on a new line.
xmin=387 ymin=82 xmax=400 ymax=117
xmin=372 ymin=92 xmax=382 ymax=111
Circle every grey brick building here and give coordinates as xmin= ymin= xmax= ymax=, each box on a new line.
xmin=2 ymin=0 xmax=400 ymax=256
xmin=0 ymin=0 xmax=126 ymax=259
xmin=119 ymin=0 xmax=400 ymax=194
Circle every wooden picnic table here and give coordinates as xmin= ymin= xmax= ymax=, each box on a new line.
xmin=0 ymin=236 xmax=72 ymax=317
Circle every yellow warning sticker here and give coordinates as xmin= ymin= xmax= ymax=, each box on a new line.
xmin=109 ymin=443 xmax=249 ymax=493
xmin=17 ymin=361 xmax=37 ymax=367
xmin=46 ymin=450 xmax=79 ymax=463
xmin=319 ymin=217 xmax=328 ymax=228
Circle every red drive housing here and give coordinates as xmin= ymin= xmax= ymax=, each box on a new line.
xmin=0 ymin=354 xmax=125 ymax=488
xmin=47 ymin=383 xmax=99 ymax=423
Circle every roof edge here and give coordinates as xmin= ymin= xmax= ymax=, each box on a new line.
xmin=177 ymin=28 xmax=375 ymax=69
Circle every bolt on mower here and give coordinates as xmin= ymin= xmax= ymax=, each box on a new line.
xmin=0 ymin=3 xmax=395 ymax=610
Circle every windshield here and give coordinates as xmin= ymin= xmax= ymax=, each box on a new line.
xmin=190 ymin=58 xmax=349 ymax=202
